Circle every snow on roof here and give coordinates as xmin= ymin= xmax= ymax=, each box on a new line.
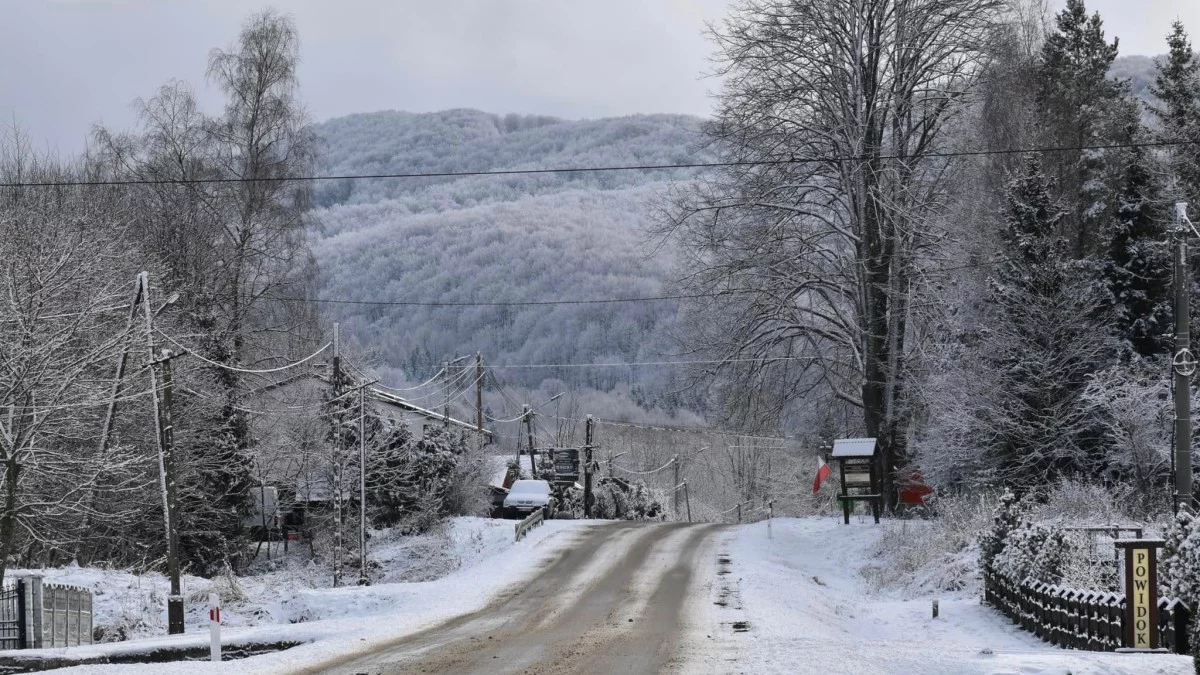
xmin=250 ymin=365 xmax=492 ymax=438
xmin=488 ymin=455 xmax=533 ymax=487
xmin=831 ymin=437 xmax=877 ymax=458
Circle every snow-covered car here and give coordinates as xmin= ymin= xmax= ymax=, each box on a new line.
xmin=503 ymin=480 xmax=555 ymax=519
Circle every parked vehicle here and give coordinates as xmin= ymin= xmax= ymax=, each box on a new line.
xmin=503 ymin=479 xmax=555 ymax=519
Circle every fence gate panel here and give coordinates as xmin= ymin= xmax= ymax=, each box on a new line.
xmin=0 ymin=583 xmax=23 ymax=650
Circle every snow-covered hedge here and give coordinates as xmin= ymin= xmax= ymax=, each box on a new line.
xmin=1159 ymin=509 xmax=1200 ymax=670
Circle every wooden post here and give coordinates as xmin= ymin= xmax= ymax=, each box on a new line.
xmin=737 ymin=503 xmax=742 ymax=523
xmin=584 ymin=416 xmax=594 ymax=518
xmin=838 ymin=457 xmax=850 ymax=525
xmin=1115 ymin=538 xmax=1166 ymax=651
xmin=525 ymin=406 xmax=537 ymax=479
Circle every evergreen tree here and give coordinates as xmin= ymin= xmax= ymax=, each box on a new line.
xmin=1104 ymin=118 xmax=1171 ymax=357
xmin=1036 ymin=0 xmax=1124 ymax=258
xmin=979 ymin=156 xmax=1118 ymax=487
xmin=1150 ymin=21 xmax=1200 ymax=206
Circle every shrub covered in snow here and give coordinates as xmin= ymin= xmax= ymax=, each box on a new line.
xmin=992 ymin=522 xmax=1067 ymax=585
xmin=591 ymin=478 xmax=666 ymax=521
xmin=1159 ymin=508 xmax=1200 ymax=669
xmin=1160 ymin=509 xmax=1200 ymax=603
xmin=979 ymin=489 xmax=1025 ymax=576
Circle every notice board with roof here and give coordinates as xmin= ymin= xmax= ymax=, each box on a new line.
xmin=830 ymin=437 xmax=881 ymax=524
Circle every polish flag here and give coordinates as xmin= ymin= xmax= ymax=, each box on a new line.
xmin=812 ymin=456 xmax=832 ymax=494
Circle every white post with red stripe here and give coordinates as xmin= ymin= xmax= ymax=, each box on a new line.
xmin=208 ymin=593 xmax=221 ymax=662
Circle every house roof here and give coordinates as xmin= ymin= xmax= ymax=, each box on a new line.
xmin=250 ymin=364 xmax=492 ymax=439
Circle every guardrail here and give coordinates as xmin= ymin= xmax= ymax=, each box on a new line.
xmin=515 ymin=509 xmax=545 ymax=542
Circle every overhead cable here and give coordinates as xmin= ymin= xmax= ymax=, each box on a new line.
xmin=1 ymin=139 xmax=1195 ymax=188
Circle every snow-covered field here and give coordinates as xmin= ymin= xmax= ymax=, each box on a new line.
xmin=692 ymin=516 xmax=1193 ymax=675
xmin=2 ymin=517 xmax=593 ymax=673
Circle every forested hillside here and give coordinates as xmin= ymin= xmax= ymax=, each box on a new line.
xmin=309 ymin=110 xmax=707 ymax=399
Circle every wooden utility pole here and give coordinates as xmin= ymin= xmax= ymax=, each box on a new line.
xmin=524 ymin=406 xmax=537 ymax=479
xmin=140 ymin=274 xmax=183 ymax=635
xmin=584 ymin=416 xmax=595 ymax=518
xmin=443 ymin=360 xmax=451 ymax=429
xmin=684 ymin=481 xmax=692 ymax=523
xmin=673 ymin=454 xmax=680 ymax=517
xmin=475 ymin=354 xmax=484 ymax=446
xmin=97 ymin=275 xmax=147 ymax=462
xmin=1173 ymin=202 xmax=1195 ymax=514
xmin=332 ymin=323 xmax=341 ymax=388
xmin=153 ymin=348 xmax=184 ymax=635
xmin=332 ymin=324 xmax=343 ymax=588
xmin=358 ymin=385 xmax=369 ymax=585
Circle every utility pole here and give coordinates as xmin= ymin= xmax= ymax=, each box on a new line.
xmin=524 ymin=406 xmax=537 ymax=479
xmin=156 ymin=349 xmax=183 ymax=634
xmin=358 ymin=385 xmax=369 ymax=586
xmin=684 ymin=481 xmax=692 ymax=523
xmin=332 ymin=323 xmax=341 ymax=388
xmin=332 ymin=324 xmax=343 ymax=588
xmin=1173 ymin=202 xmax=1195 ymax=514
xmin=443 ymin=360 xmax=451 ymax=429
xmin=673 ymin=454 xmax=680 ymax=517
xmin=475 ymin=354 xmax=484 ymax=447
xmin=584 ymin=416 xmax=595 ymax=518
xmin=141 ymin=275 xmax=183 ymax=635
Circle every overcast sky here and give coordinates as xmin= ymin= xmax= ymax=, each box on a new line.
xmin=2 ymin=0 xmax=1199 ymax=154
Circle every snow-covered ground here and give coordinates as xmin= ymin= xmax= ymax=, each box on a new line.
xmin=2 ymin=517 xmax=593 ymax=673
xmin=692 ymin=516 xmax=1193 ymax=675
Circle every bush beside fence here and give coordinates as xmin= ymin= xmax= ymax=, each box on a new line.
xmin=983 ymin=571 xmax=1191 ymax=654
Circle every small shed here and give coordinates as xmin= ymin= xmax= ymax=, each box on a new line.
xmin=830 ymin=437 xmax=881 ymax=524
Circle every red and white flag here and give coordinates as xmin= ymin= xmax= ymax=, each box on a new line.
xmin=812 ymin=456 xmax=832 ymax=494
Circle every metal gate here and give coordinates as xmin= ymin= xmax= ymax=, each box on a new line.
xmin=0 ymin=582 xmax=25 ymax=650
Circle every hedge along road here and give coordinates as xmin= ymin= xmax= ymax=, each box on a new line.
xmin=303 ymin=522 xmax=723 ymax=675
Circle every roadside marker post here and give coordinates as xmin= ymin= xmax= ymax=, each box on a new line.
xmin=208 ymin=593 xmax=221 ymax=662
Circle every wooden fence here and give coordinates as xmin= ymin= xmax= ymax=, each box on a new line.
xmin=983 ymin=571 xmax=1191 ymax=654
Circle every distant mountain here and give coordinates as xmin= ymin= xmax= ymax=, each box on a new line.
xmin=309 ymin=109 xmax=709 ymax=401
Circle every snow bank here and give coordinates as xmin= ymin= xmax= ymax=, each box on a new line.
xmin=2 ymin=517 xmax=592 ymax=673
xmin=696 ymin=516 xmax=1192 ymax=675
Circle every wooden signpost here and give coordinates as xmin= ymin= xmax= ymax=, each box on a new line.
xmin=831 ymin=438 xmax=881 ymax=525
xmin=1114 ymin=538 xmax=1166 ymax=652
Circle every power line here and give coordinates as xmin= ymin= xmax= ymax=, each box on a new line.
xmin=0 ymin=139 xmax=1194 ymax=189
xmin=155 ymin=330 xmax=332 ymax=374
xmin=264 ymin=257 xmax=1012 ymax=308
xmin=482 ymin=356 xmax=818 ymax=369
xmin=265 ymin=292 xmax=719 ymax=307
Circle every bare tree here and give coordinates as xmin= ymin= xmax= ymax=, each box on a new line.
xmin=0 ymin=134 xmax=150 ymax=584
xmin=658 ymin=0 xmax=1002 ymax=507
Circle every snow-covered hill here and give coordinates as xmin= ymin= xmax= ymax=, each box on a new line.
xmin=309 ymin=110 xmax=708 ymax=402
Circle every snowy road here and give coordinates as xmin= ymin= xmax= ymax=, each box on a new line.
xmin=298 ymin=522 xmax=721 ymax=675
